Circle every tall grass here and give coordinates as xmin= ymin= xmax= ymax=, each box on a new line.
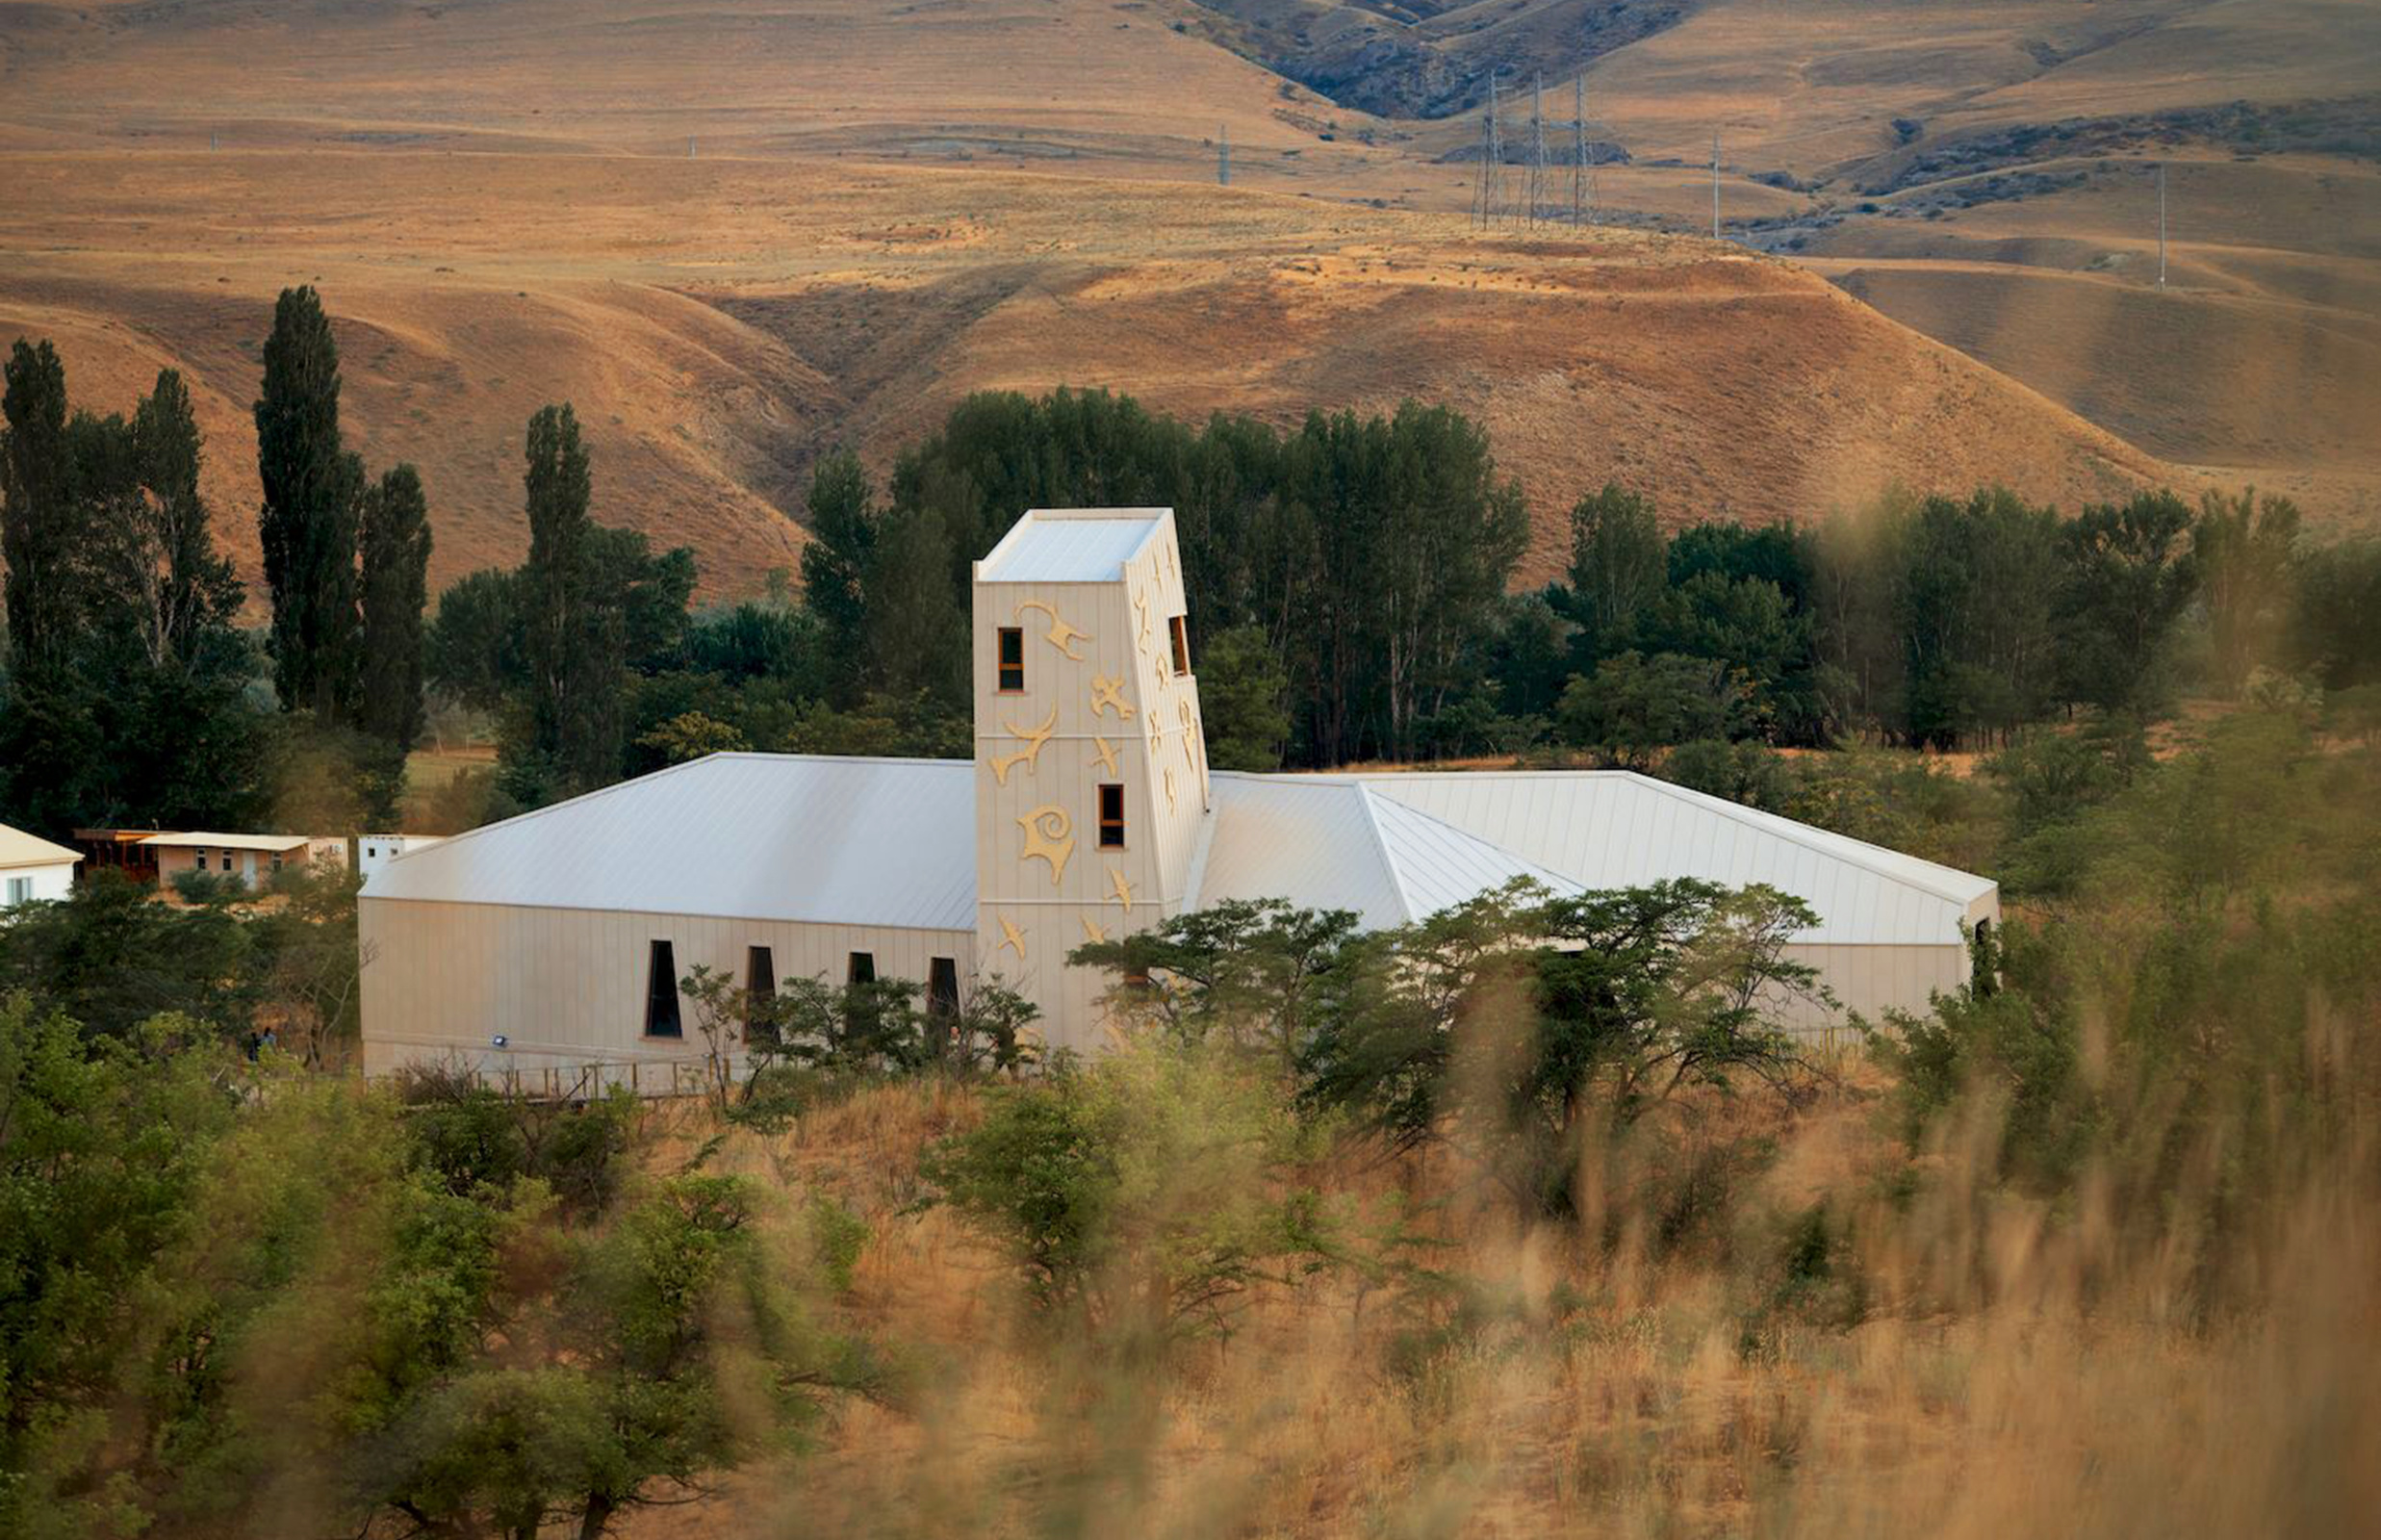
xmin=695 ymin=721 xmax=2381 ymax=1540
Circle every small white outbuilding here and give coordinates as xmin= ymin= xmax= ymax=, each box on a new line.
xmin=360 ymin=508 xmax=1999 ymax=1086
xmin=0 ymin=823 xmax=80 ymax=907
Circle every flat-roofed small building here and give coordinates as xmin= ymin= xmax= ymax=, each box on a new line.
xmin=144 ymin=832 xmax=347 ymax=890
xmin=361 ymin=508 xmax=2000 ymax=1086
xmin=358 ymin=834 xmax=447 ymax=882
xmin=1 ymin=823 xmax=80 ymax=907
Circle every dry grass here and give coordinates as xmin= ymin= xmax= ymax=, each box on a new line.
xmin=599 ymin=1027 xmax=2381 ymax=1540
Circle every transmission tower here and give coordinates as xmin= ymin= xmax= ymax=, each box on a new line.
xmin=1572 ymin=75 xmax=1591 ymax=226
xmin=1527 ymin=74 xmax=1549 ymax=226
xmin=2156 ymin=161 xmax=2166 ymax=288
xmin=1220 ymin=124 xmax=1230 ymax=187
xmin=1710 ymin=129 xmax=1721 ymax=240
xmin=1473 ymin=80 xmax=1505 ymax=227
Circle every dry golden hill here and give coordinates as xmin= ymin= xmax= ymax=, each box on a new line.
xmin=0 ymin=148 xmax=2175 ymax=595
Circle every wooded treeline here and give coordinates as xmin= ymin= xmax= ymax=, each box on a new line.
xmin=11 ymin=327 xmax=2381 ymax=837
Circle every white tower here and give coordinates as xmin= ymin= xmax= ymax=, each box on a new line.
xmin=970 ymin=509 xmax=1209 ymax=1050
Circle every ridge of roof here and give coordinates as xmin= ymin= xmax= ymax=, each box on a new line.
xmin=1339 ymin=768 xmax=1991 ymax=908
xmin=1350 ymin=783 xmax=1420 ymax=924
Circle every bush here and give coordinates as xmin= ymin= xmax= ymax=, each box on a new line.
xmin=920 ymin=1038 xmax=1334 ymax=1333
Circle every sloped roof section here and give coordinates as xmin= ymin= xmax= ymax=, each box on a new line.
xmin=142 ymin=832 xmax=314 ymax=853
xmin=1348 ymin=771 xmax=1993 ymax=946
xmin=363 ymin=755 xmax=978 ymax=932
xmin=0 ymin=823 xmax=80 ymax=870
xmin=977 ymin=508 xmax=1165 ymax=583
xmin=1195 ymin=776 xmax=1577 ymax=929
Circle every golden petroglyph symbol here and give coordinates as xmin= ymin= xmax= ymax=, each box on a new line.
xmin=1133 ymin=585 xmax=1153 ymax=645
xmin=1089 ymin=674 xmax=1136 ymax=721
xmin=1091 ymin=734 xmax=1121 ymax=777
xmin=1146 ymin=714 xmax=1164 ymax=762
xmin=988 ymin=704 xmax=1060 ymax=786
xmin=1107 ymin=866 xmax=1135 ymax=911
xmin=1018 ymin=805 xmax=1075 ymax=886
xmin=1178 ymin=697 xmax=1198 ymax=769
xmin=996 ymin=914 xmax=1028 ymax=962
xmin=1014 ymin=599 xmax=1089 ymax=661
xmin=1163 ymin=765 xmax=1178 ymax=815
xmin=1080 ymin=916 xmax=1109 ymax=944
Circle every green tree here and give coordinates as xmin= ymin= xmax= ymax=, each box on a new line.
xmin=1071 ymin=898 xmax=1361 ymax=1068
xmin=358 ymin=463 xmax=433 ymax=753
xmin=521 ymin=404 xmax=625 ymax=794
xmin=863 ymin=505 xmax=966 ymax=707
xmin=1195 ymin=623 xmax=1292 ymax=771
xmin=2290 ymin=534 xmax=2381 ymax=690
xmin=1565 ymin=483 xmax=1665 ymax=663
xmin=798 ymin=449 xmax=878 ymax=705
xmin=1556 ymin=650 xmax=1744 ymax=768
xmin=426 ymin=567 xmax=525 ymax=712
xmin=1 ymin=339 xmax=81 ymax=680
xmin=2191 ymin=488 xmax=2300 ymax=696
xmin=254 ymin=286 xmax=365 ymax=722
xmin=2058 ymin=490 xmax=2197 ymax=714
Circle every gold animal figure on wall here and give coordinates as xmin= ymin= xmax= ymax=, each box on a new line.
xmin=1018 ymin=805 xmax=1075 ymax=886
xmin=989 ymin=705 xmax=1060 ymax=786
xmin=1090 ymin=675 xmax=1136 ymax=721
xmin=1092 ymin=735 xmax=1121 ymax=776
xmin=996 ymin=914 xmax=1028 ymax=962
xmin=1080 ymin=916 xmax=1109 ymax=944
xmin=1107 ymin=866 xmax=1135 ymax=911
xmin=1014 ymin=599 xmax=1090 ymax=661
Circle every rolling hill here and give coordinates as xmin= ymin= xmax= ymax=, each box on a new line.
xmin=0 ymin=0 xmax=2371 ymax=598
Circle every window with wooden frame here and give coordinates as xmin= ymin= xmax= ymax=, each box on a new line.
xmin=1098 ymin=783 xmax=1126 ymax=848
xmin=1168 ymin=615 xmax=1190 ymax=677
xmin=997 ymin=627 xmax=1025 ymax=692
xmin=644 ymin=939 xmax=683 ymax=1039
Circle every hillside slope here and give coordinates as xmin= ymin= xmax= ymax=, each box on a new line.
xmin=0 ymin=150 xmax=2174 ymax=595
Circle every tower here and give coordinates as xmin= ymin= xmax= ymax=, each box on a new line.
xmin=970 ymin=510 xmax=1209 ymax=1050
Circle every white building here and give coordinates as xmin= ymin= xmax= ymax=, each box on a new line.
xmin=361 ymin=508 xmax=1998 ymax=1084
xmin=358 ymin=834 xmax=448 ymax=882
xmin=0 ymin=823 xmax=80 ymax=906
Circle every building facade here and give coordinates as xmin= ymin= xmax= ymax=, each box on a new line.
xmin=360 ymin=508 xmax=1999 ymax=1087
xmin=0 ymin=824 xmax=80 ymax=906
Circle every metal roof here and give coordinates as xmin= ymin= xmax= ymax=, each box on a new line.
xmin=1194 ymin=776 xmax=1579 ymax=930
xmin=362 ymin=755 xmax=978 ymax=932
xmin=141 ymin=832 xmax=315 ymax=853
xmin=1344 ymin=771 xmax=1993 ymax=945
xmin=361 ymin=757 xmax=1994 ymax=950
xmin=977 ymin=509 xmax=1165 ymax=583
xmin=0 ymin=823 xmax=80 ymax=870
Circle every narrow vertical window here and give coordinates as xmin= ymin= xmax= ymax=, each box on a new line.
xmin=1168 ymin=615 xmax=1190 ymax=677
xmin=997 ymin=627 xmax=1025 ymax=692
xmin=745 ymin=945 xmax=777 ymax=1039
xmin=847 ymin=951 xmax=876 ymax=987
xmin=1098 ymin=783 xmax=1126 ymax=847
xmin=644 ymin=939 xmax=682 ymax=1039
xmin=928 ymin=957 xmax=960 ymax=1018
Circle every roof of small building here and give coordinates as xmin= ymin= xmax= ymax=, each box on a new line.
xmin=361 ymin=754 xmax=1996 ymax=949
xmin=0 ymin=823 xmax=81 ymax=870
xmin=977 ymin=508 xmax=1167 ymax=584
xmin=141 ymin=832 xmax=317 ymax=853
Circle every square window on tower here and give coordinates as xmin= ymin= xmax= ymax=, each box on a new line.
xmin=997 ymin=627 xmax=1025 ymax=692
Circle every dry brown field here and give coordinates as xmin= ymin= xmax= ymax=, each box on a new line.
xmin=1 ymin=0 xmax=2373 ymax=596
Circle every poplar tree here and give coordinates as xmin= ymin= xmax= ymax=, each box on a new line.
xmin=255 ymin=286 xmax=364 ymax=721
xmin=1 ymin=339 xmax=80 ymax=680
xmin=522 ymin=404 xmax=624 ymax=793
xmin=357 ymin=464 xmax=433 ymax=753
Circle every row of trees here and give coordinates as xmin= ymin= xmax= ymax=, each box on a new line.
xmin=0 ymin=289 xmax=433 ymax=834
